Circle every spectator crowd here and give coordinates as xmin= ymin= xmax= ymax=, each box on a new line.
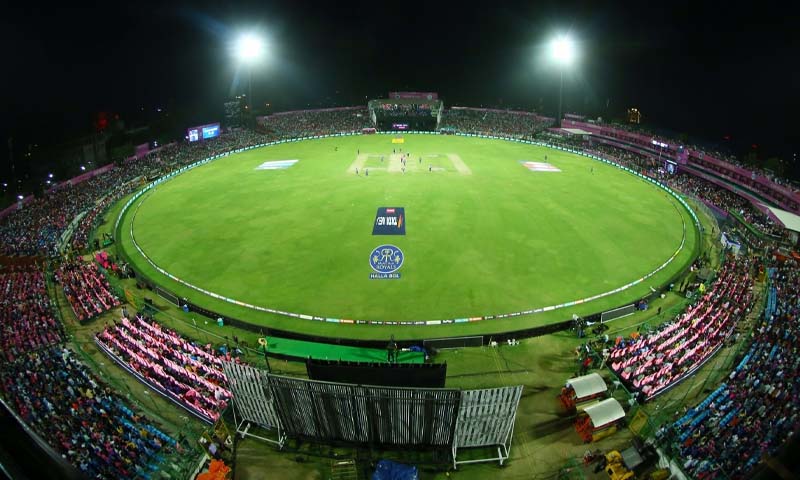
xmin=609 ymin=256 xmax=754 ymax=400
xmin=56 ymin=260 xmax=120 ymax=322
xmin=0 ymin=130 xmax=273 ymax=257
xmin=568 ymin=115 xmax=800 ymax=207
xmin=666 ymin=261 xmax=800 ymax=478
xmin=0 ymin=346 xmax=176 ymax=479
xmin=0 ymin=265 xmax=64 ymax=362
xmin=0 ymin=108 xmax=798 ymax=478
xmin=439 ymin=108 xmax=553 ymax=139
xmin=96 ymin=315 xmax=233 ymax=423
xmin=375 ymin=102 xmax=433 ymax=117
xmin=259 ymin=108 xmax=372 ymax=138
xmin=581 ymin=143 xmax=661 ymax=175
xmin=667 ymin=174 xmax=785 ymax=237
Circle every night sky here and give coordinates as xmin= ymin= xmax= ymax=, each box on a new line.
xmin=1 ymin=1 xmax=798 ymax=182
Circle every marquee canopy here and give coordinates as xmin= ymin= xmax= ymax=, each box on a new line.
xmin=584 ymin=398 xmax=625 ymax=428
xmin=566 ymin=373 xmax=608 ymax=399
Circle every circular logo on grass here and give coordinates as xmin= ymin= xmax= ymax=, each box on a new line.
xmin=370 ymin=245 xmax=404 ymax=274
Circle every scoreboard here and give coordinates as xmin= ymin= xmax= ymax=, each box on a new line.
xmin=187 ymin=122 xmax=221 ymax=143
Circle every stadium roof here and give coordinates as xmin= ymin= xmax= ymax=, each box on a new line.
xmin=764 ymin=205 xmax=800 ymax=233
xmin=368 ymin=98 xmax=442 ymax=105
xmin=584 ymin=398 xmax=625 ymax=427
xmin=566 ymin=373 xmax=607 ymax=398
xmin=561 ymin=128 xmax=593 ymax=136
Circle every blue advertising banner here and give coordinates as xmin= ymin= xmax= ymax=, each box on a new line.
xmin=373 ymin=207 xmax=406 ymax=235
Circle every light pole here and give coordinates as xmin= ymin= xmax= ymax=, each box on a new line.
xmin=235 ymin=33 xmax=266 ymax=111
xmin=559 ymin=68 xmax=564 ymax=128
xmin=550 ymin=35 xmax=575 ymax=128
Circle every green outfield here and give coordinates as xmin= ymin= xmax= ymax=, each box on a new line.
xmin=118 ymin=134 xmax=699 ymax=339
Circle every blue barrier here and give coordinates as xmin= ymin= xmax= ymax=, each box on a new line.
xmin=719 ymin=407 xmax=739 ymax=428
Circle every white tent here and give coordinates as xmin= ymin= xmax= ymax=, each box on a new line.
xmin=584 ymin=398 xmax=626 ymax=428
xmin=764 ymin=205 xmax=800 ymax=233
xmin=566 ymin=373 xmax=608 ymax=399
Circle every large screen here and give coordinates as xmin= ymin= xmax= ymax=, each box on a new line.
xmin=202 ymin=124 xmax=220 ymax=139
xmin=187 ymin=122 xmax=221 ymax=142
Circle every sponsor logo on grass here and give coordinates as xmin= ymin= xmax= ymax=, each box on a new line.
xmin=372 ymin=207 xmax=406 ymax=235
xmin=520 ymin=161 xmax=561 ymax=172
xmin=255 ymin=160 xmax=298 ymax=170
xmin=369 ymin=244 xmax=404 ymax=279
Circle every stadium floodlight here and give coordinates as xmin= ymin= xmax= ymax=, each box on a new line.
xmin=550 ymin=35 xmax=575 ymax=65
xmin=234 ymin=32 xmax=267 ymax=111
xmin=549 ymin=34 xmax=577 ymax=127
xmin=235 ymin=34 xmax=265 ymax=63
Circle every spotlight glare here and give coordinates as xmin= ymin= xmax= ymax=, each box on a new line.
xmin=551 ymin=35 xmax=575 ymax=65
xmin=236 ymin=34 xmax=265 ymax=63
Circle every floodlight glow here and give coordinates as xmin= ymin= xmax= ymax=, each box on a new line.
xmin=236 ymin=34 xmax=265 ymax=62
xmin=551 ymin=36 xmax=575 ymax=64
xmin=17 ymin=195 xmax=23 ymax=200
xmin=48 ymin=173 xmax=53 ymax=178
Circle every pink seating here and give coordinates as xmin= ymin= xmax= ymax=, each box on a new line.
xmin=95 ymin=315 xmax=232 ymax=422
xmin=56 ymin=261 xmax=120 ymax=322
xmin=0 ymin=267 xmax=63 ymax=361
xmin=609 ymin=256 xmax=754 ymax=399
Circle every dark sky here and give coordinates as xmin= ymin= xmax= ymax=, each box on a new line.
xmin=1 ymin=1 xmax=798 ymax=179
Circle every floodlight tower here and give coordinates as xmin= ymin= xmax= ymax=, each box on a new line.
xmin=235 ymin=33 xmax=266 ymax=111
xmin=550 ymin=35 xmax=575 ymax=128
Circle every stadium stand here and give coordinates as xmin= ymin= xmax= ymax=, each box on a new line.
xmin=561 ymin=116 xmax=800 ymax=214
xmin=376 ymin=102 xmax=433 ymax=117
xmin=259 ymin=107 xmax=372 ymax=138
xmin=0 ymin=346 xmax=177 ymax=479
xmin=439 ymin=107 xmax=553 ymax=139
xmin=1 ymin=108 xmax=798 ymax=478
xmin=542 ymin=118 xmax=791 ymax=243
xmin=56 ymin=260 xmax=120 ymax=322
xmin=96 ymin=315 xmax=233 ymax=423
xmin=665 ymin=261 xmax=800 ymax=479
xmin=580 ymin=143 xmax=660 ymax=175
xmin=0 ymin=266 xmax=64 ymax=362
xmin=609 ymin=255 xmax=754 ymax=400
xmin=667 ymin=174 xmax=786 ymax=237
xmin=0 ymin=130 xmax=271 ymax=257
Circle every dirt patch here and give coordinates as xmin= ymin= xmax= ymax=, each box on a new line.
xmin=347 ymin=154 xmax=368 ymax=174
xmin=447 ymin=153 xmax=472 ymax=175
